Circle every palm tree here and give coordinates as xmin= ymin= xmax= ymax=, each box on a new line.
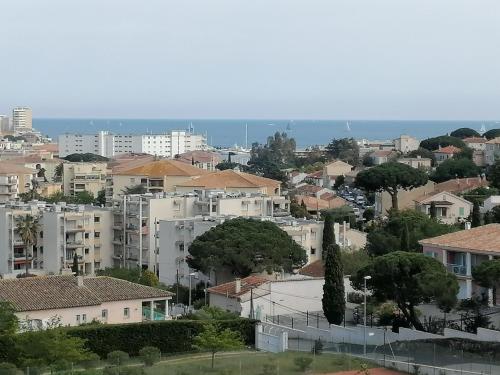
xmin=15 ymin=215 xmax=40 ymax=277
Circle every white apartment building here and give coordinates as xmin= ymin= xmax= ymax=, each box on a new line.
xmin=0 ymin=202 xmax=113 ymax=278
xmin=12 ymin=107 xmax=32 ymax=132
xmin=59 ymin=130 xmax=207 ymax=158
xmin=0 ymin=116 xmax=11 ymax=133
xmin=63 ymin=162 xmax=108 ymax=197
xmin=0 ymin=163 xmax=35 ymax=202
xmin=111 ymin=191 xmax=290 ymax=273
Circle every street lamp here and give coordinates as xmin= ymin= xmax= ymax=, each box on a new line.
xmin=188 ymin=272 xmax=197 ymax=311
xmin=363 ymin=275 xmax=372 ymax=356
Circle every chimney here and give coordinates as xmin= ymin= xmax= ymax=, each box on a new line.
xmin=76 ymin=275 xmax=84 ymax=287
xmin=235 ymin=278 xmax=241 ymax=294
xmin=465 ymin=221 xmax=471 ymax=230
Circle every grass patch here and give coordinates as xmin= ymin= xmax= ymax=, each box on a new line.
xmin=145 ymin=351 xmax=373 ymax=375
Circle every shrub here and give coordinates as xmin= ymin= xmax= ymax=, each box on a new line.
xmin=107 ymin=351 xmax=129 ymax=366
xmin=311 ymin=339 xmax=323 ymax=355
xmin=67 ymin=319 xmax=256 ymax=357
xmin=0 ymin=362 xmax=18 ymax=375
xmin=294 ymin=356 xmax=313 ymax=371
xmin=138 ymin=346 xmax=161 ymax=366
xmin=346 ymin=292 xmax=364 ymax=304
xmin=80 ymin=352 xmax=101 ymax=369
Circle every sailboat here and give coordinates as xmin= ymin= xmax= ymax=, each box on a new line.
xmin=480 ymin=124 xmax=487 ymax=134
xmin=286 ymin=121 xmax=292 ymax=131
xmin=346 ymin=121 xmax=351 ymax=132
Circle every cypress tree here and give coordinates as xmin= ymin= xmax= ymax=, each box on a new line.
xmin=322 ymin=214 xmax=335 ymax=259
xmin=471 ymin=201 xmax=481 ymax=228
xmin=400 ymin=222 xmax=411 ymax=251
xmin=430 ymin=202 xmax=437 ymax=219
xmin=72 ymin=253 xmax=79 ymax=276
xmin=322 ymin=241 xmax=345 ymax=325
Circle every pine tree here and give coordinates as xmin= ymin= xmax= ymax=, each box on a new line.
xmin=322 ymin=241 xmax=345 ymax=325
xmin=322 ymin=214 xmax=335 ymax=259
xmin=400 ymin=222 xmax=411 ymax=251
xmin=72 ymin=253 xmax=79 ymax=276
xmin=471 ymin=201 xmax=481 ymax=228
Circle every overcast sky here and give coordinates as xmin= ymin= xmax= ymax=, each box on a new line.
xmin=1 ymin=0 xmax=499 ymax=119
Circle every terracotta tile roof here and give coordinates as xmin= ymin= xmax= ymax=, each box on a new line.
xmin=0 ymin=276 xmax=173 ymax=312
xmin=371 ymin=150 xmax=394 ymax=157
xmin=414 ymin=191 xmax=471 ymax=205
xmin=307 ymin=171 xmax=323 ymax=178
xmin=299 ymin=260 xmax=324 ymax=277
xmin=486 ymin=137 xmax=500 ymax=144
xmin=113 ymin=159 xmax=209 ymax=177
xmin=109 ymin=155 xmax=156 ymax=173
xmin=434 ymin=177 xmax=488 ymax=194
xmin=296 ymin=195 xmax=347 ymax=211
xmin=463 ymin=137 xmax=487 ymax=144
xmin=433 ymin=145 xmax=462 ymax=154
xmin=8 ymin=155 xmax=63 ymax=164
xmin=177 ymin=169 xmax=280 ymax=189
xmin=175 ymin=151 xmax=221 ymax=165
xmin=320 ymin=192 xmax=335 ymax=201
xmin=296 ymin=184 xmax=324 ymax=194
xmin=31 ymin=143 xmax=59 ymax=153
xmin=0 ymin=163 xmax=35 ymax=175
xmin=208 ymin=276 xmax=269 ymax=298
xmin=419 ymin=224 xmax=500 ymax=253
xmin=324 ymin=160 xmax=353 ymax=169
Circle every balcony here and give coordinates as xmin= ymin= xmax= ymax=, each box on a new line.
xmin=67 ymin=241 xmax=84 ymax=249
xmin=447 ymin=264 xmax=467 ymax=276
xmin=66 ymin=225 xmax=86 ymax=232
xmin=273 ymin=208 xmax=290 ymax=217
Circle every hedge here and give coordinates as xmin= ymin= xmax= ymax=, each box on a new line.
xmin=66 ymin=319 xmax=257 ymax=357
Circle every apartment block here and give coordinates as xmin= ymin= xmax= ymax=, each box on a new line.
xmin=0 ymin=116 xmax=11 ymax=133
xmin=485 ymin=137 xmax=500 ymax=165
xmin=63 ymin=162 xmax=108 ymax=197
xmin=12 ymin=107 xmax=32 ymax=132
xmin=58 ymin=130 xmax=207 ymax=158
xmin=0 ymin=163 xmax=35 ymax=202
xmin=0 ymin=202 xmax=113 ymax=278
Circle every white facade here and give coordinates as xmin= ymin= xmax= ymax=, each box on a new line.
xmin=0 ymin=202 xmax=113 ymax=277
xmin=394 ymin=135 xmax=420 ymax=153
xmin=485 ymin=138 xmax=500 ymax=165
xmin=0 ymin=116 xmax=11 ymax=133
xmin=12 ymin=107 xmax=32 ymax=132
xmin=483 ymin=196 xmax=500 ymax=212
xmin=59 ymin=131 xmax=207 ymax=158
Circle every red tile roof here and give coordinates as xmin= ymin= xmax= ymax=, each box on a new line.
xmin=433 ymin=146 xmax=462 ymax=154
xmin=208 ymin=276 xmax=269 ymax=298
xmin=435 ymin=177 xmax=488 ymax=194
xmin=299 ymin=260 xmax=324 ymax=277
xmin=307 ymin=171 xmax=323 ymax=178
xmin=463 ymin=137 xmax=486 ymax=144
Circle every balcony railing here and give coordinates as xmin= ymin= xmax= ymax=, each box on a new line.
xmin=447 ymin=264 xmax=467 ymax=276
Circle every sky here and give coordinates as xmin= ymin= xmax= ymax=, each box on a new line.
xmin=1 ymin=0 xmax=500 ymax=120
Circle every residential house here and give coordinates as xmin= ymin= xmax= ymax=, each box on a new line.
xmin=295 ymin=184 xmax=331 ymax=199
xmin=322 ymin=160 xmax=353 ymax=188
xmin=398 ymin=156 xmax=432 ymax=170
xmin=108 ymin=159 xmax=209 ymax=201
xmin=0 ymin=275 xmax=173 ymax=328
xmin=433 ymin=145 xmax=462 ymax=164
xmin=485 ymin=138 xmax=500 ymax=166
xmin=414 ymin=191 xmax=472 ymax=224
xmin=375 ymin=180 xmax=436 ymax=216
xmin=0 ymin=163 xmax=35 ymax=202
xmin=305 ymin=170 xmax=324 ymax=186
xmin=394 ymin=135 xmax=420 ymax=153
xmin=8 ymin=155 xmax=63 ymax=184
xmin=482 ymin=196 xmax=500 ymax=213
xmin=463 ymin=137 xmax=487 ymax=166
xmin=288 ymin=171 xmax=307 ymax=185
xmin=175 ymin=169 xmax=282 ymax=196
xmin=294 ymin=194 xmax=347 ymax=215
xmin=175 ymin=150 xmax=221 ymax=171
xmin=419 ymin=224 xmax=500 ymax=304
xmin=368 ymin=150 xmax=398 ymax=165
xmin=434 ymin=177 xmax=488 ymax=195
xmin=63 ymin=162 xmax=108 ymax=198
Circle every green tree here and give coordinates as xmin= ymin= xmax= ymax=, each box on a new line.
xmin=97 ymin=267 xmax=160 ymax=287
xmin=407 ymin=148 xmax=436 ymax=166
xmin=290 ymin=199 xmax=312 ymax=219
xmin=321 ymin=206 xmax=356 ymax=226
xmin=73 ymin=191 xmax=95 ymax=204
xmin=122 ymin=185 xmax=147 ymax=195
xmin=107 ymin=350 xmax=129 ymax=366
xmin=325 ymin=138 xmax=360 ymax=166
xmin=490 ymin=206 xmax=500 ymax=223
xmin=322 ymin=242 xmax=345 ymax=325
xmin=193 ymin=324 xmax=243 ymax=368
xmin=400 ymin=222 xmax=410 ymax=251
xmin=72 ymin=253 xmax=80 ymax=275
xmin=420 ymin=136 xmax=466 ymax=151
xmin=139 ymin=346 xmax=161 ymax=366
xmin=64 ymin=153 xmax=109 ymax=162
xmin=15 ymin=215 xmax=40 ymax=276
xmin=18 ymin=189 xmax=42 ymax=203
xmin=0 ymin=302 xmax=18 ymax=336
xmin=355 ymin=162 xmax=428 ymax=210
xmin=489 ymin=160 xmax=500 ymax=189
xmin=187 ymin=218 xmax=307 ymax=277
xmin=95 ymin=190 xmax=106 ymax=206
xmin=341 ymin=249 xmax=371 ymax=276
xmin=362 ymin=208 xmax=374 ymax=222
xmin=351 ymin=251 xmax=459 ymax=331
xmin=0 ymin=363 xmax=18 ymax=375
xmin=53 ymin=163 xmax=63 ymax=182
xmin=429 ymin=201 xmax=437 ymax=219
xmin=461 ymin=186 xmax=499 ymax=205
xmin=430 ymin=158 xmax=480 ymax=183
xmin=471 ymin=201 xmax=481 ymax=227
xmin=483 ymin=129 xmax=500 ymax=140
xmin=215 ymin=161 xmax=240 ymax=171
xmin=333 ymin=175 xmax=345 ymax=190
xmin=450 ymin=128 xmax=481 ymax=139
xmin=322 ymin=214 xmax=335 ymax=258
xmin=472 ymin=260 xmax=500 ymax=304
xmin=138 ymin=270 xmax=160 ymax=287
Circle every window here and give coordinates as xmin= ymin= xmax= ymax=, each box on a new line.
xmin=94 ymin=216 xmax=100 ymax=223
xmin=101 ymin=309 xmax=108 ymax=319
xmin=459 ymin=207 xmax=465 ymax=217
xmin=85 ymin=248 xmax=89 ymax=255
xmin=85 ymin=233 xmax=89 ymax=239
xmin=311 ymin=231 xmax=317 ymax=240
xmin=76 ymin=315 xmax=81 ymax=324
xmin=123 ymin=308 xmax=130 ymax=319
xmin=82 ymin=314 xmax=87 ymax=323
xmin=95 ymin=232 xmax=100 ymax=238
xmin=311 ymin=248 xmax=316 ymax=255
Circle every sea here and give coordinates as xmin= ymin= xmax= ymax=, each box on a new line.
xmin=33 ymin=118 xmax=500 ymax=148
